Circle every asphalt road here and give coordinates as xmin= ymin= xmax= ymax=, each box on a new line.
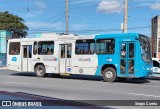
xmin=0 ymin=69 xmax=160 ymax=109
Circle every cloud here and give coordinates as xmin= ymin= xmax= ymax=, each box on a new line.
xmin=35 ymin=0 xmax=46 ymax=10
xmin=26 ymin=0 xmax=46 ymax=18
xmin=71 ymin=0 xmax=98 ymax=4
xmin=150 ymin=3 xmax=160 ymax=10
xmin=97 ymin=0 xmax=123 ymax=13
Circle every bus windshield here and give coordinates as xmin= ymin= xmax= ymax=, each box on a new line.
xmin=139 ymin=35 xmax=152 ymax=63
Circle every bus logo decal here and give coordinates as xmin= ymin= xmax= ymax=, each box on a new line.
xmin=67 ymin=68 xmax=71 ymax=72
xmin=106 ymin=58 xmax=112 ymax=62
xmin=12 ymin=57 xmax=17 ymax=62
xmin=78 ymin=58 xmax=91 ymax=62
xmin=43 ymin=57 xmax=58 ymax=61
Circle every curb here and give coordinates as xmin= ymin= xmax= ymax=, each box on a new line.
xmin=0 ymin=67 xmax=7 ymax=69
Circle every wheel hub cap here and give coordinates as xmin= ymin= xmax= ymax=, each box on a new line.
xmin=37 ymin=68 xmax=43 ymax=75
xmin=105 ymin=71 xmax=113 ymax=78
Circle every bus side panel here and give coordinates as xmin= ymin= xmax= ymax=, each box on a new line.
xmin=94 ymin=38 xmax=119 ymax=76
xmin=46 ymin=41 xmax=59 ymax=74
xmin=7 ymin=55 xmax=21 ymax=72
xmin=32 ymin=41 xmax=59 ymax=74
xmin=32 ymin=55 xmax=59 ymax=74
xmin=94 ymin=54 xmax=118 ymax=76
xmin=7 ymin=42 xmax=21 ymax=72
xmin=72 ymin=54 xmax=98 ymax=75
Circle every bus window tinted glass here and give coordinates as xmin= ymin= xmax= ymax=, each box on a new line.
xmin=67 ymin=44 xmax=72 ymax=58
xmin=9 ymin=42 xmax=20 ymax=55
xmin=121 ymin=43 xmax=126 ymax=58
xmin=129 ymin=43 xmax=134 ymax=58
xmin=139 ymin=35 xmax=152 ymax=63
xmin=153 ymin=60 xmax=160 ymax=67
xmin=29 ymin=46 xmax=32 ymax=58
xmin=38 ymin=41 xmax=54 ymax=55
xmin=75 ymin=39 xmax=95 ymax=54
xmin=33 ymin=42 xmax=38 ymax=55
xmin=61 ymin=45 xmax=65 ymax=58
xmin=23 ymin=46 xmax=27 ymax=58
xmin=96 ymin=39 xmax=115 ymax=54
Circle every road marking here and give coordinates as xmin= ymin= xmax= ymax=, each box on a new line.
xmin=1 ymin=81 xmax=30 ymax=85
xmin=129 ymin=93 xmax=160 ymax=98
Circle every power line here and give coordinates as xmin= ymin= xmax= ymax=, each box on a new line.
xmin=28 ymin=14 xmax=66 ymax=34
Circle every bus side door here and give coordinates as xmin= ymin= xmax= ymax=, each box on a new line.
xmin=59 ymin=44 xmax=72 ymax=74
xmin=22 ymin=45 xmax=32 ymax=72
xmin=120 ymin=42 xmax=135 ymax=77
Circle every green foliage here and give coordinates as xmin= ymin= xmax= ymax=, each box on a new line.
xmin=0 ymin=11 xmax=28 ymax=38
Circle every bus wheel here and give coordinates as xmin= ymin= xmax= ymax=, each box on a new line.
xmin=102 ymin=67 xmax=116 ymax=82
xmin=35 ymin=65 xmax=46 ymax=77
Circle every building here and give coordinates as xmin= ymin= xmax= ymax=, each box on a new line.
xmin=152 ymin=15 xmax=160 ymax=58
xmin=0 ymin=30 xmax=12 ymax=66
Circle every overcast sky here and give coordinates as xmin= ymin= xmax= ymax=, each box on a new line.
xmin=0 ymin=0 xmax=160 ymax=37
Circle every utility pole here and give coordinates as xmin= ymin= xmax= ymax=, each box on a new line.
xmin=123 ymin=0 xmax=128 ymax=33
xmin=65 ymin=0 xmax=69 ymax=34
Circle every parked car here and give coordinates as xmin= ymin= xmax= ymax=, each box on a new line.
xmin=152 ymin=58 xmax=160 ymax=77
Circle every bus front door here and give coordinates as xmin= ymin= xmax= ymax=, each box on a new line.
xmin=22 ymin=45 xmax=32 ymax=72
xmin=120 ymin=42 xmax=135 ymax=77
xmin=59 ymin=44 xmax=72 ymax=74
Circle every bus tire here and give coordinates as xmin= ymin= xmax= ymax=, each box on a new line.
xmin=102 ymin=67 xmax=116 ymax=82
xmin=35 ymin=65 xmax=47 ymax=77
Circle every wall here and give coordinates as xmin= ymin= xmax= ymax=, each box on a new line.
xmin=0 ymin=30 xmax=12 ymax=66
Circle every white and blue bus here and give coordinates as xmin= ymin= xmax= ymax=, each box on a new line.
xmin=7 ymin=33 xmax=153 ymax=82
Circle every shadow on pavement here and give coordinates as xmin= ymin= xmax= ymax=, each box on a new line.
xmin=148 ymin=77 xmax=160 ymax=81
xmin=11 ymin=72 xmax=36 ymax=77
xmin=53 ymin=74 xmax=103 ymax=81
xmin=116 ymin=78 xmax=150 ymax=84
xmin=10 ymin=72 xmax=151 ymax=84
xmin=11 ymin=72 xmax=103 ymax=81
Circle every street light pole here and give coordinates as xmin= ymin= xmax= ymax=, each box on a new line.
xmin=65 ymin=0 xmax=69 ymax=34
xmin=123 ymin=0 xmax=128 ymax=33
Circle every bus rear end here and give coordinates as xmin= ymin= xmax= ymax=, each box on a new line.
xmin=119 ymin=34 xmax=152 ymax=79
xmin=99 ymin=33 xmax=152 ymax=82
xmin=137 ymin=35 xmax=153 ymax=78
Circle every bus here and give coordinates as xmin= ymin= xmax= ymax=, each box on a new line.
xmin=7 ymin=33 xmax=153 ymax=82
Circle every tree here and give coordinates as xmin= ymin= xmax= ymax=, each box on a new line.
xmin=0 ymin=11 xmax=28 ymax=38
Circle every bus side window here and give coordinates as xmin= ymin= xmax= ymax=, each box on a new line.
xmin=33 ymin=42 xmax=37 ymax=55
xmin=75 ymin=39 xmax=95 ymax=55
xmin=38 ymin=41 xmax=54 ymax=55
xmin=129 ymin=43 xmax=134 ymax=58
xmin=96 ymin=39 xmax=115 ymax=54
xmin=61 ymin=45 xmax=65 ymax=58
xmin=121 ymin=43 xmax=126 ymax=58
xmin=9 ymin=42 xmax=20 ymax=55
xmin=23 ymin=46 xmax=27 ymax=58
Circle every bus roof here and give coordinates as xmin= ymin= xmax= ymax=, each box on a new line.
xmin=8 ymin=33 xmax=143 ymax=42
xmin=95 ymin=33 xmax=140 ymax=38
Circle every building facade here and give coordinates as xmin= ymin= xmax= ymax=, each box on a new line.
xmin=0 ymin=30 xmax=12 ymax=66
xmin=152 ymin=15 xmax=160 ymax=58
